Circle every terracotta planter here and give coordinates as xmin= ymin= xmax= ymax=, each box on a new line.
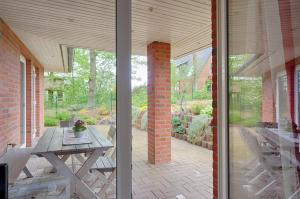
xmin=171 ymin=132 xmax=175 ymax=137
xmin=207 ymin=142 xmax=213 ymax=150
xmin=183 ymin=134 xmax=188 ymax=141
xmin=179 ymin=134 xmax=183 ymax=140
xmin=197 ymin=140 xmax=202 ymax=146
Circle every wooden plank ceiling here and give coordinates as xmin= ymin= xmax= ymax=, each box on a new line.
xmin=0 ymin=0 xmax=211 ymax=72
xmin=229 ymin=0 xmax=300 ymax=76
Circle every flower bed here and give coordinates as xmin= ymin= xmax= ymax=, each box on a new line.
xmin=132 ymin=106 xmax=213 ymax=151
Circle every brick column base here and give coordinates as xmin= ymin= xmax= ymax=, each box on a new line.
xmin=147 ymin=41 xmax=171 ymax=165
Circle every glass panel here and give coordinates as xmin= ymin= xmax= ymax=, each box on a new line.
xmin=228 ymin=0 xmax=300 ymax=198
xmin=131 ymin=1 xmax=213 ymax=199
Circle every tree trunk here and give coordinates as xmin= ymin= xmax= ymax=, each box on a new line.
xmin=88 ymin=49 xmax=97 ymax=108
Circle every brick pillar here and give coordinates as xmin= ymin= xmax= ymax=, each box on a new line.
xmin=26 ymin=59 xmax=33 ymax=147
xmin=147 ymin=41 xmax=171 ymax=165
xmin=262 ymin=71 xmax=276 ymax=123
xmin=211 ymin=0 xmax=218 ymax=198
xmin=36 ymin=67 xmax=44 ymax=137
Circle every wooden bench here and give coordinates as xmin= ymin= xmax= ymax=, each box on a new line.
xmin=0 ymin=145 xmax=33 ymax=185
xmin=92 ymin=156 xmax=116 ymax=173
xmin=90 ymin=156 xmax=116 ymax=198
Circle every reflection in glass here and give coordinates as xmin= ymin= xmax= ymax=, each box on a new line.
xmin=228 ymin=0 xmax=300 ymax=198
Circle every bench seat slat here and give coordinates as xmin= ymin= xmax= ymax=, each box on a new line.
xmin=91 ymin=157 xmax=115 ymax=173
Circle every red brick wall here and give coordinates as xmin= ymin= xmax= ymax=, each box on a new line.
xmin=26 ymin=59 xmax=33 ymax=147
xmin=262 ymin=71 xmax=276 ymax=123
xmin=0 ymin=33 xmax=22 ymax=154
xmin=211 ymin=0 xmax=218 ymax=198
xmin=147 ymin=41 xmax=172 ymax=165
xmin=197 ymin=56 xmax=212 ymax=90
xmin=0 ymin=19 xmax=44 ymax=154
xmin=36 ymin=67 xmax=44 ymax=137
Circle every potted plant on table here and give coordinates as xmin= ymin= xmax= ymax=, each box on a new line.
xmin=72 ymin=120 xmax=87 ymax=138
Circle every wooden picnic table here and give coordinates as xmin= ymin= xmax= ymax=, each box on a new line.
xmin=258 ymin=127 xmax=300 ymax=166
xmin=32 ymin=126 xmax=113 ymax=199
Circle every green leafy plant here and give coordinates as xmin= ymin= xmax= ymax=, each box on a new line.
xmin=172 ymin=116 xmax=181 ymax=127
xmin=188 ymin=114 xmax=211 ymax=144
xmin=175 ymin=125 xmax=185 ymax=134
xmin=56 ymin=112 xmax=72 ymax=121
xmin=172 ymin=116 xmax=185 ymax=134
xmin=200 ymin=106 xmax=212 ymax=116
xmin=44 ymin=116 xmax=58 ymax=126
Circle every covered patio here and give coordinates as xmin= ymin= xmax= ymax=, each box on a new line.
xmin=22 ymin=127 xmax=212 ymax=199
xmin=0 ymin=0 xmax=216 ymax=198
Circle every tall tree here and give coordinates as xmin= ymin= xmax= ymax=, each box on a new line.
xmin=88 ymin=49 xmax=97 ymax=108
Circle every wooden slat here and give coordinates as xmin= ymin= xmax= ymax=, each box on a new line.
xmin=0 ymin=0 xmax=215 ymax=71
xmin=107 ymin=157 xmax=116 ymax=168
xmin=101 ymin=157 xmax=112 ymax=168
xmin=31 ymin=128 xmax=55 ymax=154
xmin=88 ymin=126 xmax=113 ymax=149
xmin=96 ymin=158 xmax=104 ymax=169
xmin=47 ymin=128 xmax=63 ymax=153
xmin=0 ymin=19 xmax=43 ymax=69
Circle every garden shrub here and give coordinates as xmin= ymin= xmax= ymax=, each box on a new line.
xmin=132 ymin=106 xmax=140 ymax=125
xmin=132 ymin=86 xmax=147 ymax=108
xmin=68 ymin=104 xmax=85 ymax=112
xmin=141 ymin=112 xmax=148 ymax=130
xmin=79 ymin=108 xmax=89 ymax=117
xmin=44 ymin=116 xmax=58 ymax=126
xmin=200 ymin=105 xmax=212 ymax=116
xmin=188 ymin=114 xmax=211 ymax=144
xmin=140 ymin=105 xmax=147 ymax=112
xmin=191 ymin=104 xmax=205 ymax=115
xmin=172 ymin=116 xmax=185 ymax=134
xmin=172 ymin=116 xmax=182 ymax=127
xmin=79 ymin=115 xmax=97 ymax=125
xmin=98 ymin=106 xmax=110 ymax=115
xmin=56 ymin=111 xmax=72 ymax=121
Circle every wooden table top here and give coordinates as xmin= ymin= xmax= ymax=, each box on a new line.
xmin=32 ymin=126 xmax=113 ymax=155
xmin=258 ymin=128 xmax=299 ymax=148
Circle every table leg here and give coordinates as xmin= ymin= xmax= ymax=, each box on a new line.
xmin=50 ymin=154 xmax=70 ymax=173
xmin=76 ymin=149 xmax=103 ymax=179
xmin=74 ymin=154 xmax=86 ymax=164
xmin=43 ymin=153 xmax=100 ymax=199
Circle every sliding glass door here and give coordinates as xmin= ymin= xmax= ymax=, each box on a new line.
xmin=227 ymin=0 xmax=300 ymax=198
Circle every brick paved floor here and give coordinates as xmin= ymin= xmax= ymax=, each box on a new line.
xmin=132 ymin=128 xmax=213 ymax=199
xmin=23 ymin=126 xmax=212 ymax=199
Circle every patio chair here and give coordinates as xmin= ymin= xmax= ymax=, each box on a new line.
xmin=239 ymin=128 xmax=282 ymax=198
xmin=0 ymin=143 xmax=33 ymax=185
xmin=107 ymin=125 xmax=116 ymax=146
